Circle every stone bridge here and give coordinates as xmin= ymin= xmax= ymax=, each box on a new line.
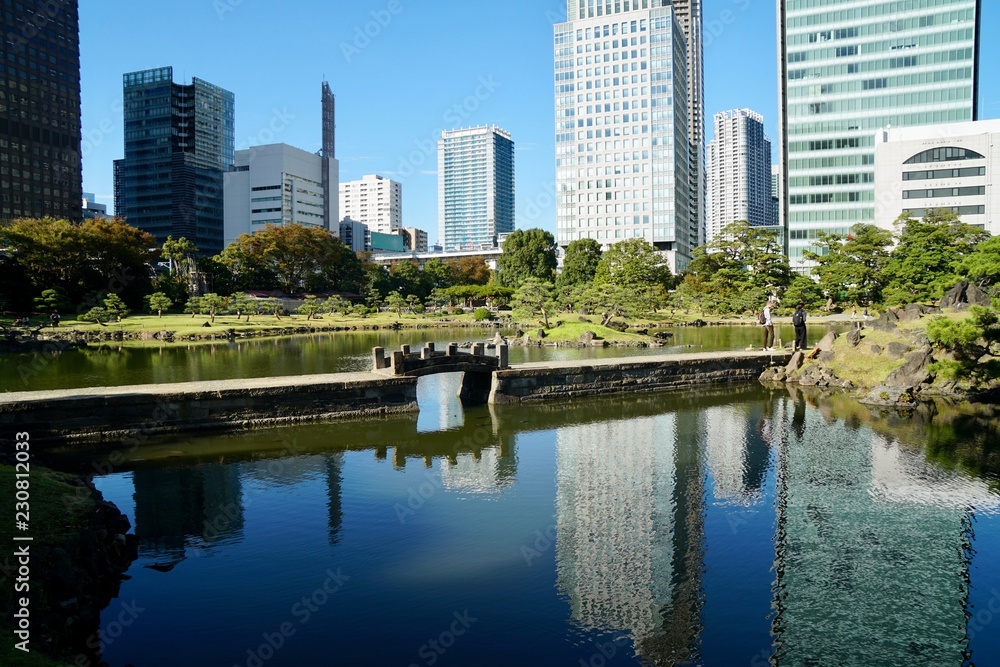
xmin=372 ymin=342 xmax=509 ymax=406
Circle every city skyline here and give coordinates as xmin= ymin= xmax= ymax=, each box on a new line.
xmin=78 ymin=1 xmax=1000 ymax=246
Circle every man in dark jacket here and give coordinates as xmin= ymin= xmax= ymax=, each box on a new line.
xmin=792 ymin=302 xmax=807 ymax=352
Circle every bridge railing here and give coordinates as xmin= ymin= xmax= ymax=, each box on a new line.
xmin=372 ymin=342 xmax=509 ymax=376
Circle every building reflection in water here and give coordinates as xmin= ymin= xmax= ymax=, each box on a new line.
xmin=555 ymin=412 xmax=706 ymax=665
xmin=131 ymin=465 xmax=245 ymax=561
xmin=772 ymin=388 xmax=998 ymax=666
xmin=703 ymin=404 xmax=773 ymax=505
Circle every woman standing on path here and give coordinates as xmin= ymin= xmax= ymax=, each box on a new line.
xmin=793 ymin=302 xmax=808 ymax=352
xmin=761 ymin=301 xmax=775 ymax=351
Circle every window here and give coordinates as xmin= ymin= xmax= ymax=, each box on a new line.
xmin=903 ymin=147 xmax=984 ymax=164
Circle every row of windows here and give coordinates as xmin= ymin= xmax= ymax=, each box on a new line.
xmin=902 ymin=186 xmax=984 ymax=199
xmin=786 ymin=0 xmax=977 ymax=29
xmin=789 ymin=154 xmax=874 ymax=169
xmin=788 ymin=67 xmax=971 ymax=98
xmin=788 ymin=109 xmax=972 ymax=136
xmin=789 ymin=137 xmax=868 ymax=152
xmin=902 ymin=166 xmax=985 ymax=180
xmin=788 ymin=209 xmax=875 ymax=223
xmin=789 ymin=173 xmax=874 ymax=188
xmin=791 ymin=84 xmax=971 ymax=116
xmin=788 ymin=227 xmax=852 ymax=241
xmin=787 ymin=47 xmax=974 ymax=81
xmin=787 ymin=10 xmax=974 ymax=45
xmin=790 ymin=191 xmax=871 ymax=205
xmin=787 ymin=28 xmax=973 ymax=63
xmin=903 ymin=205 xmax=985 ymax=217
xmin=903 ymin=146 xmax=983 ymax=164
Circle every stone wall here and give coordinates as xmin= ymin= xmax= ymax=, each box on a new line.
xmin=489 ymin=353 xmax=785 ymax=404
xmin=0 ymin=374 xmax=419 ymax=445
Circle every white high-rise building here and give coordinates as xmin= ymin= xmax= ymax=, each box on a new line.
xmin=554 ymin=1 xmax=695 ymax=273
xmin=438 ymin=126 xmax=515 ymax=251
xmin=706 ymin=109 xmax=772 ymax=243
xmin=339 ymin=174 xmax=402 ymax=236
xmin=223 ymin=143 xmax=338 ymax=247
xmin=778 ymin=0 xmax=981 ymax=271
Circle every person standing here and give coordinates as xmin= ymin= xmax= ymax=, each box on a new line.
xmin=761 ymin=301 xmax=775 ymax=351
xmin=792 ymin=302 xmax=808 ymax=352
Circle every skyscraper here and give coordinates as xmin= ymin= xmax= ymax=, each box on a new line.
xmin=0 ymin=0 xmax=82 ymax=221
xmin=438 ymin=125 xmax=514 ymax=250
xmin=114 ymin=67 xmax=235 ymax=256
xmin=778 ymin=0 xmax=980 ymax=271
xmin=706 ymin=109 xmax=772 ymax=243
xmin=554 ymin=1 xmax=695 ymax=273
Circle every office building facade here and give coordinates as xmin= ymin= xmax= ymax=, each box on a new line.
xmin=115 ymin=67 xmax=234 ymax=255
xmin=706 ymin=109 xmax=772 ymax=243
xmin=224 ymin=143 xmax=339 ymax=247
xmin=554 ymin=2 xmax=693 ymax=272
xmin=874 ymin=119 xmax=999 ymax=236
xmin=438 ymin=125 xmax=514 ymax=250
xmin=339 ymin=174 xmax=401 ymax=235
xmin=0 ymin=0 xmax=82 ymax=221
xmin=778 ymin=0 xmax=980 ymax=270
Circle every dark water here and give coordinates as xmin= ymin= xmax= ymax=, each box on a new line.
xmin=47 ymin=379 xmax=1000 ymax=667
xmin=1 ymin=324 xmax=835 ymax=392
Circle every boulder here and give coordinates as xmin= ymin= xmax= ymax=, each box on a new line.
xmin=967 ymin=282 xmax=992 ymax=307
xmin=846 ymin=328 xmax=862 ymax=347
xmin=785 ymin=351 xmax=805 ymax=374
xmin=861 ymin=385 xmax=917 ymax=407
xmin=885 ymin=342 xmax=910 ymax=360
xmin=897 ymin=305 xmax=922 ymax=323
xmin=579 ymin=331 xmax=597 ymax=345
xmin=940 ymin=281 xmax=992 ymax=309
xmin=817 ymin=331 xmax=839 ymax=352
xmin=885 ymin=348 xmax=934 ymax=388
xmin=940 ymin=281 xmax=969 ymax=309
xmin=536 ymin=328 xmax=546 ymax=340
xmin=759 ymin=368 xmax=779 ymax=382
xmin=870 ymin=344 xmax=883 ymax=356
xmin=818 ymin=350 xmax=836 ymax=363
xmin=868 ymin=312 xmax=898 ymax=332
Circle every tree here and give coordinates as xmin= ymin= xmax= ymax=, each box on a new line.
xmin=781 ymin=276 xmax=826 ymax=312
xmin=33 ymin=287 xmax=72 ymax=313
xmin=557 ymin=238 xmax=602 ymax=289
xmin=391 ymin=261 xmax=433 ymax=300
xmin=805 ymin=223 xmax=892 ymax=306
xmin=960 ymin=235 xmax=1000 ymax=291
xmin=323 ymin=295 xmax=349 ymax=316
xmin=511 ymin=278 xmax=557 ymax=328
xmin=184 ymin=296 xmax=204 ymax=318
xmin=495 ymin=228 xmax=557 ymax=288
xmin=228 ymin=293 xmax=255 ymax=321
xmin=422 ymin=258 xmax=455 ymax=291
xmin=219 ymin=224 xmax=363 ymax=294
xmin=385 ymin=292 xmax=407 ymax=317
xmin=881 ymin=209 xmax=990 ymax=305
xmin=161 ymin=236 xmax=199 ymax=275
xmin=200 ymin=293 xmax=228 ymax=324
xmin=103 ymin=294 xmax=130 ymax=321
xmin=593 ymin=238 xmax=671 ymax=291
xmin=581 ymin=283 xmax=642 ymax=327
xmin=295 ymin=296 xmax=324 ymax=320
xmin=447 ymin=256 xmax=491 ymax=285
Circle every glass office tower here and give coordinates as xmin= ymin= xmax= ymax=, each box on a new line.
xmin=0 ymin=0 xmax=82 ymax=221
xmin=555 ymin=0 xmax=694 ymax=273
xmin=778 ymin=0 xmax=980 ymax=271
xmin=114 ymin=67 xmax=234 ymax=255
xmin=438 ymin=125 xmax=514 ymax=251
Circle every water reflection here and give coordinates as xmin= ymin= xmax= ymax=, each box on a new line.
xmin=64 ymin=386 xmax=1000 ymax=666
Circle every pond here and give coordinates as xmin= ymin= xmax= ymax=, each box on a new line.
xmin=47 ymin=378 xmax=1000 ymax=667
xmin=1 ymin=323 xmax=842 ymax=392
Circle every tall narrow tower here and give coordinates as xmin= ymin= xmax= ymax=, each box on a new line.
xmin=321 ymin=82 xmax=336 ymax=231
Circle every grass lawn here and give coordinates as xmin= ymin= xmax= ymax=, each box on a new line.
xmin=533 ymin=320 xmax=651 ymax=344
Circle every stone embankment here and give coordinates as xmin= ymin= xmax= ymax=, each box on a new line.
xmin=760 ymin=282 xmax=998 ymax=406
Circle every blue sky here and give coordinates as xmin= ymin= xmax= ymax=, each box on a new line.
xmin=80 ymin=0 xmax=999 ymax=245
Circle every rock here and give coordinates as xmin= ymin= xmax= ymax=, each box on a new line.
xmin=653 ymin=331 xmax=674 ymax=340
xmin=786 ymin=351 xmax=804 ymax=374
xmin=201 ymin=321 xmax=211 ymax=327
xmin=940 ymin=281 xmax=969 ymax=309
xmin=897 ymin=305 xmax=922 ymax=322
xmin=967 ymin=282 xmax=992 ymax=307
xmin=868 ymin=311 xmax=898 ymax=332
xmin=817 ymin=331 xmax=838 ymax=352
xmin=817 ymin=350 xmax=836 ymax=363
xmin=861 ymin=385 xmax=917 ymax=407
xmin=846 ymin=328 xmax=862 ymax=347
xmin=908 ymin=330 xmax=931 ymax=348
xmin=798 ymin=375 xmax=818 ymax=387
xmin=691 ymin=319 xmax=707 ymax=327
xmin=578 ymin=316 xmax=592 ymax=323
xmin=536 ymin=329 xmax=546 ymax=340
xmin=885 ymin=342 xmax=910 ymax=360
xmin=759 ymin=368 xmax=778 ymax=382
xmin=773 ymin=370 xmax=787 ymax=382
xmin=885 ymin=348 xmax=935 ymax=388
xmin=579 ymin=331 xmax=597 ymax=344
xmin=870 ymin=344 xmax=883 ymax=356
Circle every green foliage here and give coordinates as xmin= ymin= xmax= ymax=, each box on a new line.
xmin=184 ymin=296 xmax=204 ymax=316
xmin=593 ymin=238 xmax=671 ymax=291
xmin=557 ymin=238 xmax=602 ymax=288
xmin=200 ymin=293 xmax=229 ymax=323
xmin=323 ymin=295 xmax=349 ymax=315
xmin=390 ymin=261 xmax=433 ymax=300
xmin=495 ymin=228 xmax=558 ymax=288
xmin=160 ymin=235 xmax=199 ymax=274
xmin=446 ymin=256 xmax=491 ymax=286
xmin=581 ymin=283 xmax=641 ymax=326
xmin=781 ymin=275 xmax=827 ymax=312
xmin=219 ymin=224 xmax=363 ymax=295
xmin=473 ymin=307 xmax=492 ymax=322
xmin=422 ymin=258 xmax=456 ymax=291
xmin=881 ymin=209 xmax=989 ymax=306
xmin=228 ymin=293 xmax=255 ymax=320
xmin=385 ymin=292 xmax=407 ymax=317
xmin=102 ymin=294 xmax=130 ymax=321
xmin=805 ymin=223 xmax=892 ymax=305
xmin=295 ymin=296 xmax=324 ymax=320
xmin=511 ymin=278 xmax=557 ymax=328
xmin=960 ymin=235 xmax=1000 ymax=289
xmin=78 ymin=307 xmax=110 ymax=324
xmin=33 ymin=287 xmax=71 ymax=312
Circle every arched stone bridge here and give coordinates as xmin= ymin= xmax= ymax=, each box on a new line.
xmin=372 ymin=342 xmax=509 ymax=406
